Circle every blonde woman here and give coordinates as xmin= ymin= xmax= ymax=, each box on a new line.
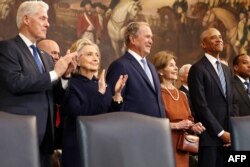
xmin=151 ymin=51 xmax=205 ymax=167
xmin=62 ymin=38 xmax=127 ymax=167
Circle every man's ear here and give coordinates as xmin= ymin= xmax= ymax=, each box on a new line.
xmin=200 ymin=41 xmax=205 ymax=49
xmin=129 ymin=35 xmax=135 ymax=44
xmin=23 ymin=15 xmax=30 ymax=25
xmin=233 ymin=65 xmax=238 ymax=73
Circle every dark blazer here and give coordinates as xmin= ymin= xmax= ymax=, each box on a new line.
xmin=188 ymin=56 xmax=238 ymax=146
xmin=0 ymin=35 xmax=58 ymax=153
xmin=179 ymin=85 xmax=195 ymax=118
xmin=233 ymin=76 xmax=250 ymax=116
xmin=106 ymin=51 xmax=165 ymax=118
xmin=62 ymin=74 xmax=114 ymax=167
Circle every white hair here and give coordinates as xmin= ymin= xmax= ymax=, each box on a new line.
xmin=178 ymin=64 xmax=192 ymax=76
xmin=16 ymin=1 xmax=49 ymax=29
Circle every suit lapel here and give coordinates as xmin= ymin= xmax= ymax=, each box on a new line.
xmin=202 ymin=56 xmax=226 ymax=98
xmin=125 ymin=53 xmax=156 ymax=92
xmin=15 ymin=36 xmax=42 ymax=74
xmin=37 ymin=49 xmax=52 ymax=72
xmin=234 ymin=77 xmax=250 ymax=108
xmin=222 ymin=64 xmax=231 ymax=98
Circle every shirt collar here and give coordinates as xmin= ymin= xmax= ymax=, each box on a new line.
xmin=205 ymin=53 xmax=218 ymax=65
xmin=19 ymin=33 xmax=36 ymax=47
xmin=236 ymin=75 xmax=249 ymax=84
xmin=128 ymin=49 xmax=145 ymax=68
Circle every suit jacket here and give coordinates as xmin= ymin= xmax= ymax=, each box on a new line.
xmin=188 ymin=56 xmax=238 ymax=146
xmin=179 ymin=85 xmax=195 ymax=118
xmin=106 ymin=51 xmax=165 ymax=118
xmin=233 ymin=76 xmax=250 ymax=116
xmin=0 ymin=35 xmax=59 ymax=153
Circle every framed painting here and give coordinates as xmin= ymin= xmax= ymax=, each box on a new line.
xmin=0 ymin=0 xmax=249 ymax=68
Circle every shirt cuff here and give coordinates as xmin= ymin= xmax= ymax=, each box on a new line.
xmin=49 ymin=70 xmax=59 ymax=82
xmin=218 ymin=130 xmax=224 ymax=137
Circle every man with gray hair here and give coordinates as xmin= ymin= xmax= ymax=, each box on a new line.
xmin=0 ymin=1 xmax=77 ymax=167
xmin=106 ymin=22 xmax=165 ymax=118
xmin=178 ymin=64 xmax=194 ymax=116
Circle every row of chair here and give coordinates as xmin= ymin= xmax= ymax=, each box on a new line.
xmin=0 ymin=111 xmax=249 ymax=167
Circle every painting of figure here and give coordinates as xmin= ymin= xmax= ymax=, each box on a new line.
xmin=0 ymin=0 xmax=249 ymax=68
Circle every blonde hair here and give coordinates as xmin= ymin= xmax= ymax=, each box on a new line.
xmin=151 ymin=51 xmax=176 ymax=83
xmin=70 ymin=38 xmax=100 ymax=57
xmin=151 ymin=51 xmax=176 ymax=71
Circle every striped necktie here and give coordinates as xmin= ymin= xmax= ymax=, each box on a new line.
xmin=30 ymin=45 xmax=44 ymax=73
xmin=244 ymin=81 xmax=250 ymax=94
xmin=216 ymin=61 xmax=226 ymax=97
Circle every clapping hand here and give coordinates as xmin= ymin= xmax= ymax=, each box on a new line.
xmin=98 ymin=69 xmax=106 ymax=94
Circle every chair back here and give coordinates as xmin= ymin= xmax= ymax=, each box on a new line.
xmin=230 ymin=116 xmax=250 ymax=151
xmin=0 ymin=111 xmax=39 ymax=167
xmin=77 ymin=112 xmax=175 ymax=167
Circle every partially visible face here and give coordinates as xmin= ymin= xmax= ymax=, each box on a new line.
xmin=180 ymin=67 xmax=190 ymax=83
xmin=85 ymin=3 xmax=92 ymax=12
xmin=39 ymin=41 xmax=60 ymax=63
xmin=162 ymin=58 xmax=178 ymax=81
xmin=25 ymin=7 xmax=49 ymax=41
xmin=131 ymin=24 xmax=153 ymax=57
xmin=234 ymin=55 xmax=250 ymax=79
xmin=95 ymin=6 xmax=101 ymax=14
xmin=78 ymin=45 xmax=100 ymax=73
xmin=201 ymin=28 xmax=223 ymax=56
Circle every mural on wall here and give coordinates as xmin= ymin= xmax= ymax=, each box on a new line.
xmin=0 ymin=0 xmax=250 ymax=68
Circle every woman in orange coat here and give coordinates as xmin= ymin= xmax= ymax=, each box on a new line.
xmin=151 ymin=51 xmax=206 ymax=167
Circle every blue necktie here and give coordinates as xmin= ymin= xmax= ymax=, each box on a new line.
xmin=30 ymin=45 xmax=44 ymax=73
xmin=216 ymin=61 xmax=226 ymax=96
xmin=141 ymin=58 xmax=155 ymax=89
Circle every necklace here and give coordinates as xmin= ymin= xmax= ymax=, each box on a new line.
xmin=161 ymin=85 xmax=180 ymax=101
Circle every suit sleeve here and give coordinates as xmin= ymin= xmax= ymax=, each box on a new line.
xmin=188 ymin=65 xmax=224 ymax=136
xmin=106 ymin=60 xmax=127 ymax=95
xmin=0 ymin=41 xmax=51 ymax=94
xmin=63 ymin=82 xmax=108 ymax=118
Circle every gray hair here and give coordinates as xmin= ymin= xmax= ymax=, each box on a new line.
xmin=200 ymin=27 xmax=219 ymax=42
xmin=16 ymin=1 xmax=49 ymax=29
xmin=178 ymin=64 xmax=192 ymax=76
xmin=124 ymin=22 xmax=150 ymax=47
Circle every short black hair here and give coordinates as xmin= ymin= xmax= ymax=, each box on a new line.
xmin=80 ymin=0 xmax=92 ymax=7
xmin=233 ymin=54 xmax=248 ymax=66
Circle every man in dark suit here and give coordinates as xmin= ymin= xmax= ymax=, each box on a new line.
xmin=0 ymin=1 xmax=77 ymax=167
xmin=188 ymin=28 xmax=238 ymax=167
xmin=106 ymin=22 xmax=165 ymax=118
xmin=232 ymin=54 xmax=250 ymax=116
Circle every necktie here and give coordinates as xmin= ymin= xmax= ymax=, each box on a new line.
xmin=244 ymin=81 xmax=250 ymax=94
xmin=30 ymin=45 xmax=44 ymax=73
xmin=141 ymin=58 xmax=155 ymax=89
xmin=216 ymin=61 xmax=226 ymax=96
xmin=55 ymin=104 xmax=61 ymax=128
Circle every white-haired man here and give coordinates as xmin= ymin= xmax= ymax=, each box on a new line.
xmin=0 ymin=1 xmax=77 ymax=167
